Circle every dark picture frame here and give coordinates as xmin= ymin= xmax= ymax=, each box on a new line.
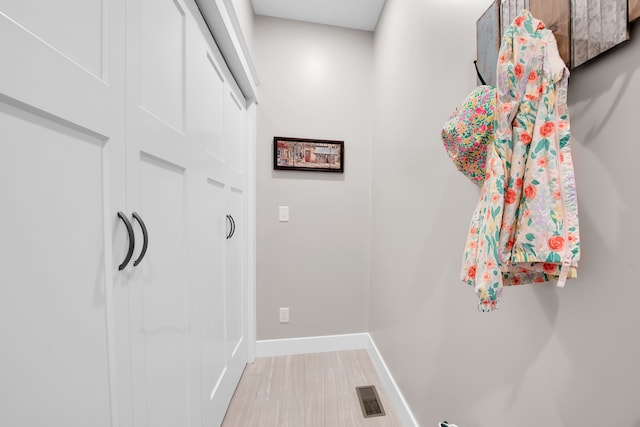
xmin=273 ymin=137 xmax=344 ymax=173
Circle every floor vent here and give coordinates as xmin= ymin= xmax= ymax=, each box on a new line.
xmin=356 ymin=385 xmax=386 ymax=418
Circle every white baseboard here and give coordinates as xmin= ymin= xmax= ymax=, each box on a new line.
xmin=255 ymin=333 xmax=418 ymax=427
xmin=365 ymin=335 xmax=419 ymax=427
xmin=256 ymin=333 xmax=370 ymax=357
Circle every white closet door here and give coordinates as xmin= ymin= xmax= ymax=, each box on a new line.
xmin=124 ymin=0 xmax=201 ymax=426
xmin=187 ymin=19 xmax=249 ymax=425
xmin=0 ymin=1 xmax=132 ymax=427
xmin=188 ymin=32 xmax=228 ymax=426
xmin=222 ymin=88 xmax=249 ymax=414
xmin=225 ymin=185 xmax=247 ymax=384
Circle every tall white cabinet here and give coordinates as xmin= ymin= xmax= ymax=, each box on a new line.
xmin=0 ymin=0 xmax=254 ymax=426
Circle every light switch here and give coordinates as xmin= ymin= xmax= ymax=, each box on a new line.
xmin=279 ymin=206 xmax=289 ymax=222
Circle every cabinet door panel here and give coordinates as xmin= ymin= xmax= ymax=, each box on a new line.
xmin=226 ymin=187 xmax=244 ymax=355
xmin=188 ymin=27 xmax=249 ymax=424
xmin=130 ymin=154 xmax=191 ymax=427
xmin=126 ymin=1 xmax=199 ymax=425
xmin=194 ymin=52 xmax=225 ymax=160
xmin=0 ymin=1 xmax=128 ymax=425
xmin=0 ymin=0 xmax=121 ymax=133
xmin=223 ymin=185 xmax=247 ymax=400
xmin=139 ymin=0 xmax=186 ymax=132
xmin=224 ymin=89 xmax=245 ymax=174
xmin=2 ymin=0 xmax=104 ymax=78
xmin=0 ymin=107 xmax=113 ymax=426
xmin=198 ymin=178 xmax=229 ymax=426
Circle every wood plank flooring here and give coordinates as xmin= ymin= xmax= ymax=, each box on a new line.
xmin=221 ymin=350 xmax=403 ymax=427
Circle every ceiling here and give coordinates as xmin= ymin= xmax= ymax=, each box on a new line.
xmin=250 ymin=0 xmax=386 ymax=31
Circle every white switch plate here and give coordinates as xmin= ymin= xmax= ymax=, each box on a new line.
xmin=279 ymin=206 xmax=289 ymax=222
xmin=279 ymin=307 xmax=290 ymax=323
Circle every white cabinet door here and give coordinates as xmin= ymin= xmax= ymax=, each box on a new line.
xmin=188 ymin=30 xmax=229 ymax=426
xmin=0 ymin=1 xmax=132 ymax=426
xmin=187 ymin=17 xmax=249 ymax=426
xmin=124 ymin=0 xmax=203 ymax=426
xmin=225 ymin=184 xmax=247 ymax=392
xmin=224 ymin=86 xmax=248 ymax=399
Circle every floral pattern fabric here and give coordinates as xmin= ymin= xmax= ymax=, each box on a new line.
xmin=441 ymin=85 xmax=496 ymax=185
xmin=461 ymin=10 xmax=580 ymax=312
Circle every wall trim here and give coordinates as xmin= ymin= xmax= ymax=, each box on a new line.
xmin=256 ymin=333 xmax=370 ymax=358
xmin=256 ymin=333 xmax=418 ymax=427
xmin=365 ymin=335 xmax=419 ymax=427
xmin=194 ymin=0 xmax=259 ymax=103
xmin=245 ymin=103 xmax=257 ymax=363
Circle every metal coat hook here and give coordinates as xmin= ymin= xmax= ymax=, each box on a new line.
xmin=474 ymin=60 xmax=487 ymax=85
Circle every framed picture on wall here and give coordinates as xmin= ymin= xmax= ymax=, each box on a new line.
xmin=273 ymin=136 xmax=344 ymax=173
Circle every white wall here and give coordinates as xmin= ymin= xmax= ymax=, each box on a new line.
xmin=253 ymin=16 xmax=373 ymax=339
xmin=370 ymin=0 xmax=640 ymax=426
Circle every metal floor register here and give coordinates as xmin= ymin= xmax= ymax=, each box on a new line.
xmin=356 ymin=385 xmax=386 ymax=418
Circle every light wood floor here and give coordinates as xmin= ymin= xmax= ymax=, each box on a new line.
xmin=221 ymin=349 xmax=403 ymax=427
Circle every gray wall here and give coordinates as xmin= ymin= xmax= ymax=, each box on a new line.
xmin=370 ymin=0 xmax=640 ymax=426
xmin=253 ymin=16 xmax=373 ymax=340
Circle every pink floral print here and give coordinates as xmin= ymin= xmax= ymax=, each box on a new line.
xmin=461 ymin=10 xmax=580 ymax=312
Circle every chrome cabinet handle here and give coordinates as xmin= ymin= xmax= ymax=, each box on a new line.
xmin=117 ymin=211 xmax=135 ymax=271
xmin=132 ymin=212 xmax=148 ymax=267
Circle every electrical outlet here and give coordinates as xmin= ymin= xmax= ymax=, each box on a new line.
xmin=279 ymin=307 xmax=289 ymax=323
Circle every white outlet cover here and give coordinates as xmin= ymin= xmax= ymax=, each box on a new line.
xmin=279 ymin=307 xmax=289 ymax=323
